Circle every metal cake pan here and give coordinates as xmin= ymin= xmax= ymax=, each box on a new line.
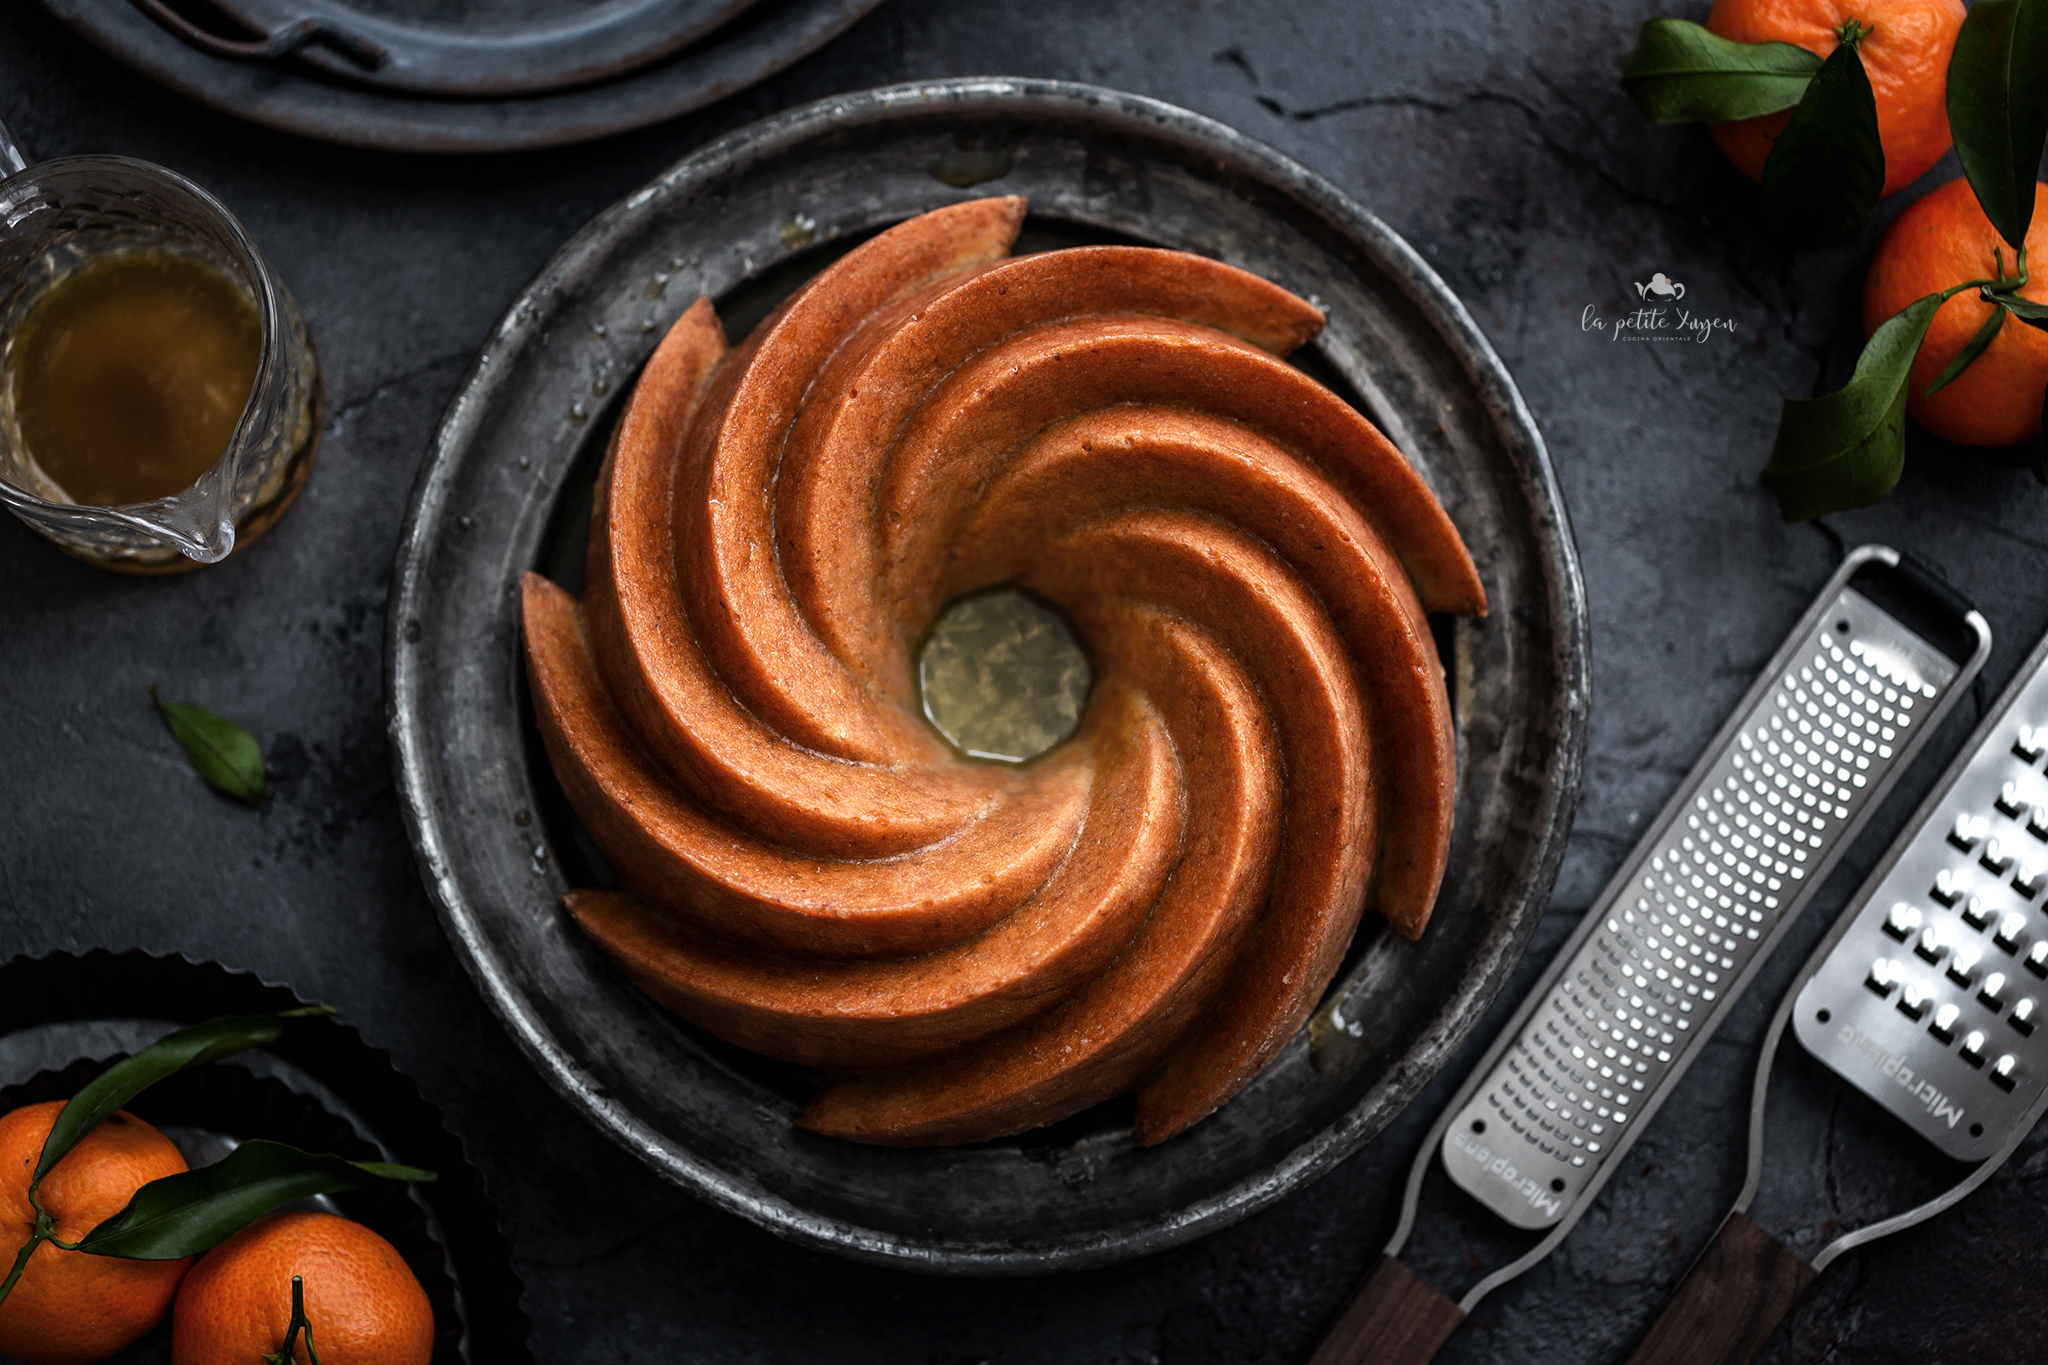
xmin=386 ymin=77 xmax=1590 ymax=1274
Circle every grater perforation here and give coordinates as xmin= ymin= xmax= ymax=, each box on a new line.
xmin=1610 ymin=630 xmax=2048 ymax=1365
xmin=1311 ymin=552 xmax=1990 ymax=1365
xmin=1437 ymin=555 xmax=1979 ymax=1232
xmin=1793 ymin=626 xmax=2048 ymax=1161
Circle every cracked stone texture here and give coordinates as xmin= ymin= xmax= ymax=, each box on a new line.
xmin=2 ymin=1 xmax=2046 ymax=1362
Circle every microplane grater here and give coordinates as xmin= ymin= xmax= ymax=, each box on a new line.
xmin=1437 ymin=549 xmax=1984 ymax=1231
xmin=1305 ymin=546 xmax=1990 ymax=1365
xmin=1621 ymin=626 xmax=2048 ymax=1365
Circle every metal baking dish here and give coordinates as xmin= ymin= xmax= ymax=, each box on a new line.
xmin=386 ymin=77 xmax=1590 ymax=1274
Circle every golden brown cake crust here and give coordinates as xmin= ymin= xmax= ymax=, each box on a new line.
xmin=523 ymin=573 xmax=1091 ymax=960
xmin=520 ymin=196 xmax=1485 ymax=1147
xmin=798 ymin=610 xmax=1279 ymax=1143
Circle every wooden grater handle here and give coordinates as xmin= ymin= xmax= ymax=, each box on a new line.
xmin=1305 ymin=1255 xmax=1465 ymax=1365
xmin=1621 ymin=1212 xmax=1817 ymax=1365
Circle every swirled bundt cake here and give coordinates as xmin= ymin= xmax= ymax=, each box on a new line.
xmin=521 ymin=195 xmax=1486 ymax=1147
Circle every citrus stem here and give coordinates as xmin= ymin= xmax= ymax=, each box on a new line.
xmin=0 ymin=1231 xmax=43 ymax=1309
xmin=263 ymin=1275 xmax=322 ymax=1365
xmin=1994 ymin=245 xmax=2030 ymax=296
xmin=1834 ymin=17 xmax=1873 ymax=46
xmin=0 ymin=1207 xmax=62 ymax=1310
xmin=1940 ymin=251 xmax=2027 ymax=307
xmin=1963 ymin=245 xmax=2032 ymax=310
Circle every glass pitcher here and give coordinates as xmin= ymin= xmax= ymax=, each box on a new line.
xmin=0 ymin=116 xmax=322 ymax=573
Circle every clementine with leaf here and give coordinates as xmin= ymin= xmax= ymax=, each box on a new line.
xmin=1864 ymin=176 xmax=2048 ymax=447
xmin=0 ymin=1101 xmax=191 ymax=1365
xmin=1707 ymin=0 xmax=1966 ymax=196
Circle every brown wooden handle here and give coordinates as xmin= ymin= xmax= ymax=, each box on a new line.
xmin=1621 ymin=1212 xmax=1817 ymax=1365
xmin=1305 ymin=1254 xmax=1465 ymax=1365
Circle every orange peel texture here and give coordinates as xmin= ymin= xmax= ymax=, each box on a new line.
xmin=521 ymin=195 xmax=1486 ymax=1146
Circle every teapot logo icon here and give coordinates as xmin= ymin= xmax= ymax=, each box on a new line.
xmin=1635 ymin=272 xmax=1685 ymax=301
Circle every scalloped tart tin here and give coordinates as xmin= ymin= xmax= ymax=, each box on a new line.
xmin=0 ymin=950 xmax=531 ymax=1364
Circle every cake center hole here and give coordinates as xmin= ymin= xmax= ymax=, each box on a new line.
xmin=917 ymin=588 xmax=1090 ymax=763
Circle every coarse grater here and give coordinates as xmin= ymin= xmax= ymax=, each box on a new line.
xmin=1622 ymin=620 xmax=2048 ymax=1365
xmin=1305 ymin=545 xmax=1991 ymax=1365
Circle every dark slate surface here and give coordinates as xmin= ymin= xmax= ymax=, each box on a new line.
xmin=3 ymin=2 xmax=2045 ymax=1362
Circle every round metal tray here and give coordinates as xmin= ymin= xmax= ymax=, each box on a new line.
xmin=119 ymin=0 xmax=768 ymax=98
xmin=386 ymin=77 xmax=1590 ymax=1274
xmin=38 ymin=0 xmax=886 ymax=154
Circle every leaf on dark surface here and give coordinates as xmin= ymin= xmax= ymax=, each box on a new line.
xmin=1762 ymin=294 xmax=1942 ymax=520
xmin=150 ymin=686 xmax=265 ymax=805
xmin=1927 ymin=302 xmax=2006 ymax=394
xmin=1761 ymin=41 xmax=1885 ymax=248
xmin=1621 ymin=18 xmax=1822 ymax=121
xmin=33 ymin=1009 xmax=333 ymax=1191
xmin=1996 ymin=289 xmax=2048 ymax=330
xmin=76 ymin=1140 xmax=434 ymax=1261
xmin=1948 ymin=0 xmax=2048 ymax=252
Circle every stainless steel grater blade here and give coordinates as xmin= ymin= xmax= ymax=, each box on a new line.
xmin=1791 ymin=622 xmax=2048 ymax=1161
xmin=1439 ymin=556 xmax=1981 ymax=1229
xmin=1621 ymin=625 xmax=2048 ymax=1365
xmin=1305 ymin=546 xmax=1990 ymax=1365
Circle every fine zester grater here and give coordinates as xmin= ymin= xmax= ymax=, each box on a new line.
xmin=1305 ymin=546 xmax=1991 ymax=1365
xmin=1622 ymin=621 xmax=2048 ymax=1365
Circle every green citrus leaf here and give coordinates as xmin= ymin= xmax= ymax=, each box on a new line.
xmin=1762 ymin=293 xmax=1942 ymax=520
xmin=1995 ymin=289 xmax=2048 ymax=331
xmin=32 ymin=1009 xmax=334 ymax=1192
xmin=1621 ymin=18 xmax=1822 ymax=122
xmin=1948 ymin=0 xmax=2048 ymax=252
xmin=150 ymin=686 xmax=265 ymax=805
xmin=1927 ymin=301 xmax=2006 ymax=394
xmin=75 ymin=1140 xmax=434 ymax=1261
xmin=1762 ymin=40 xmax=1885 ymax=248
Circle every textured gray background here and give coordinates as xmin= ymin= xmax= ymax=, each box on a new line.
xmin=3 ymin=1 xmax=2046 ymax=1362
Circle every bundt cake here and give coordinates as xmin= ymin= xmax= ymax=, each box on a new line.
xmin=520 ymin=194 xmax=1486 ymax=1147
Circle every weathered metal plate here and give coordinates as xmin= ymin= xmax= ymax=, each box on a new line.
xmin=123 ymin=0 xmax=764 ymax=98
xmin=386 ymin=79 xmax=1590 ymax=1274
xmin=39 ymin=0 xmax=886 ymax=153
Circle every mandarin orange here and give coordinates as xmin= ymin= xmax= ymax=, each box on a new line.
xmin=171 ymin=1210 xmax=432 ymax=1365
xmin=0 ymin=1100 xmax=191 ymax=1365
xmin=1864 ymin=177 xmax=2048 ymax=447
xmin=1706 ymin=0 xmax=1965 ymax=197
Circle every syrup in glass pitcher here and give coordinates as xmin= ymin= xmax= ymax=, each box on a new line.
xmin=0 ymin=116 xmax=322 ymax=572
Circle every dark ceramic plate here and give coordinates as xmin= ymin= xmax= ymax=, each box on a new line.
xmin=386 ymin=78 xmax=1591 ymax=1274
xmin=37 ymin=0 xmax=887 ymax=153
xmin=0 ymin=951 xmax=530 ymax=1364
